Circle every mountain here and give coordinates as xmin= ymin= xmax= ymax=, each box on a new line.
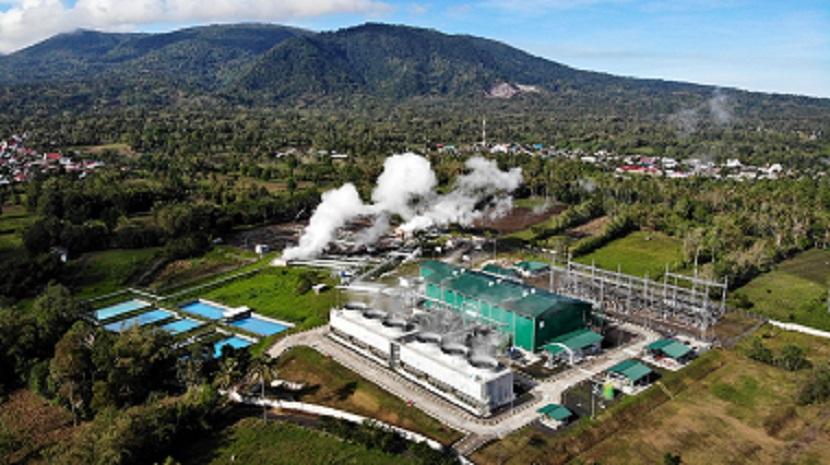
xmin=236 ymin=23 xmax=708 ymax=100
xmin=0 ymin=22 xmax=827 ymax=123
xmin=0 ymin=24 xmax=309 ymax=87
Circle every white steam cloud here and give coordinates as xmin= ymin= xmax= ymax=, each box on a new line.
xmin=283 ymin=183 xmax=367 ymax=260
xmin=668 ymin=89 xmax=735 ymax=135
xmin=282 ymin=153 xmax=522 ymax=260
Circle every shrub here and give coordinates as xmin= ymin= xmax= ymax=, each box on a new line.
xmin=797 ymin=364 xmax=830 ymax=406
xmin=746 ymin=338 xmax=774 ymax=365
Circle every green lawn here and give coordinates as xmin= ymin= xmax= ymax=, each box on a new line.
xmin=65 ymin=247 xmax=161 ymax=300
xmin=733 ymin=249 xmax=830 ymax=331
xmin=200 ymin=266 xmax=338 ymax=329
xmin=177 ymin=417 xmax=419 ymax=465
xmin=574 ymin=230 xmax=684 ymax=278
xmin=278 ymin=346 xmax=462 ymax=445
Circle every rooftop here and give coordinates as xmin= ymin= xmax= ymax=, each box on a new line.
xmin=537 ymin=403 xmax=573 ymax=421
xmin=515 ymin=260 xmax=549 ymax=272
xmin=608 ymin=359 xmax=653 ymax=383
xmin=482 ymin=263 xmax=520 ymax=279
xmin=422 ymin=261 xmax=589 ymax=320
xmin=543 ymin=328 xmax=603 ymax=354
xmin=647 ymin=338 xmax=692 ymax=360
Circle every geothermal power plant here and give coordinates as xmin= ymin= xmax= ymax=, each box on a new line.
xmin=329 ymin=260 xmax=600 ymax=417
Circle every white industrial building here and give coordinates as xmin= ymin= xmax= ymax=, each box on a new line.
xmin=329 ymin=306 xmax=515 ymax=417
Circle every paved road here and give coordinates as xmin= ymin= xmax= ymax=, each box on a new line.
xmin=267 ymin=321 xmax=660 ymax=453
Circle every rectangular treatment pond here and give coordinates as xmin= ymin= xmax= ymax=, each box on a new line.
xmin=161 ymin=318 xmax=204 ymax=335
xmin=180 ymin=300 xmax=227 ymax=320
xmin=94 ymin=299 xmax=150 ymax=321
xmin=104 ymin=309 xmax=175 ymax=332
xmin=229 ymin=315 xmax=290 ymax=336
xmin=213 ymin=336 xmax=253 ymax=357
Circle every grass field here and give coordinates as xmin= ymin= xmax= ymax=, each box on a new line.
xmin=472 ymin=327 xmax=830 ymax=465
xmin=177 ymin=417 xmax=420 ymax=465
xmin=0 ymin=205 xmax=36 ymax=256
xmin=148 ymin=246 xmax=256 ymax=292
xmin=200 ymin=266 xmax=337 ymax=330
xmin=574 ymin=230 xmax=684 ymax=278
xmin=65 ymin=247 xmax=161 ymax=300
xmin=277 ymin=346 xmax=462 ymax=444
xmin=732 ymin=249 xmax=830 ymax=331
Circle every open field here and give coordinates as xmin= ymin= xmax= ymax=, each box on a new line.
xmin=201 ymin=266 xmax=337 ymax=330
xmin=574 ymin=230 xmax=684 ymax=278
xmin=0 ymin=389 xmax=77 ymax=464
xmin=566 ymin=215 xmax=610 ymax=239
xmin=477 ymin=203 xmax=566 ymax=235
xmin=73 ymin=143 xmax=134 ymax=156
xmin=732 ymin=249 xmax=830 ymax=331
xmin=177 ymin=417 xmax=418 ymax=465
xmin=277 ymin=346 xmax=462 ymax=444
xmin=505 ymin=209 xmax=567 ymax=241
xmin=473 ymin=327 xmax=830 ymax=465
xmin=147 ymin=246 xmax=256 ymax=292
xmin=65 ymin=247 xmax=161 ymax=300
xmin=0 ymin=205 xmax=36 ymax=256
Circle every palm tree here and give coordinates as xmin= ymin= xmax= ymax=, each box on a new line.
xmin=247 ymin=355 xmax=280 ymax=419
xmin=216 ymin=357 xmax=240 ymax=392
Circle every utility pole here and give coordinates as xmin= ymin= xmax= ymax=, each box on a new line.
xmin=482 ymin=116 xmax=487 ymax=147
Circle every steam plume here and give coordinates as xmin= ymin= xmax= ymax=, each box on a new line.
xmin=282 ymin=153 xmax=523 ymax=260
xmin=282 ymin=183 xmax=366 ymax=260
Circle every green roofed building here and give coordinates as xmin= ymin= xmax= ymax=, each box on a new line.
xmin=543 ymin=327 xmax=603 ymax=363
xmin=420 ymin=260 xmax=593 ymax=352
xmin=537 ymin=403 xmax=573 ymax=422
xmin=514 ymin=260 xmax=550 ymax=277
xmin=646 ymin=338 xmax=693 ymax=362
xmin=482 ymin=263 xmax=521 ymax=280
xmin=607 ymin=359 xmax=654 ymax=389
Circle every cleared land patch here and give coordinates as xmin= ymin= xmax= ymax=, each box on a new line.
xmin=148 ymin=247 xmax=255 ymax=292
xmin=733 ymin=249 xmax=830 ymax=331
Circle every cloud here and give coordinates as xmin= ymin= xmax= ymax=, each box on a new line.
xmin=0 ymin=0 xmax=389 ymax=53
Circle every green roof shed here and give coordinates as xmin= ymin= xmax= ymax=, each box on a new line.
xmin=608 ymin=359 xmax=653 ymax=383
xmin=536 ymin=403 xmax=573 ymax=421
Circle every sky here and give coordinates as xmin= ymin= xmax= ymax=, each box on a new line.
xmin=0 ymin=0 xmax=828 ymax=97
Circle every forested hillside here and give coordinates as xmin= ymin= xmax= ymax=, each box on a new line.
xmin=0 ymin=23 xmax=827 ymax=128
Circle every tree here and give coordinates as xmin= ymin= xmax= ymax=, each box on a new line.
xmin=31 ymin=283 xmax=84 ymax=350
xmin=49 ymin=322 xmax=94 ymax=423
xmin=106 ymin=326 xmax=177 ymax=407
xmin=247 ymin=355 xmax=279 ymax=419
xmin=215 ymin=356 xmax=241 ymax=391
